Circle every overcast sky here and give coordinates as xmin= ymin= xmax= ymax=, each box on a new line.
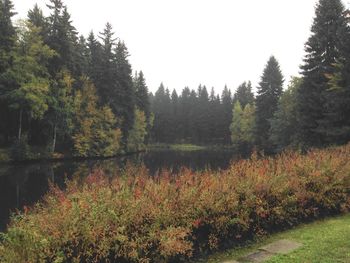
xmin=12 ymin=0 xmax=334 ymax=94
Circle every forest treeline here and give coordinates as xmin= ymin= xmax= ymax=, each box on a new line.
xmin=1 ymin=0 xmax=350 ymax=159
xmin=151 ymin=0 xmax=350 ymax=153
xmin=0 ymin=0 xmax=151 ymax=159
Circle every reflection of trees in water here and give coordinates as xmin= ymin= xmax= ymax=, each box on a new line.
xmin=0 ymin=149 xmax=239 ymax=230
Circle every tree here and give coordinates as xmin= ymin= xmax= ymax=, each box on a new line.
xmin=297 ymin=0 xmax=349 ymax=148
xmin=46 ymin=0 xmax=78 ymax=75
xmin=151 ymin=83 xmax=171 ymax=143
xmin=134 ymin=71 xmax=150 ymax=121
xmin=233 ymin=81 xmax=254 ymax=108
xmin=270 ymin=77 xmax=301 ymax=152
xmin=127 ymin=108 xmax=147 ymax=152
xmin=95 ymin=23 xmax=116 ymax=106
xmin=0 ymin=0 xmax=16 ymax=144
xmin=114 ymin=40 xmax=135 ymax=143
xmin=7 ymin=22 xmax=55 ymax=141
xmin=255 ymin=56 xmax=284 ymax=152
xmin=230 ymin=101 xmax=243 ymax=147
xmin=46 ymin=70 xmax=74 ymax=152
xmin=86 ymin=31 xmax=103 ymax=86
xmin=27 ymin=4 xmax=48 ymax=39
xmin=322 ymin=62 xmax=350 ymax=145
xmin=221 ymin=85 xmax=232 ymax=144
xmin=72 ymin=77 xmax=122 ymax=157
xmin=230 ymin=101 xmax=255 ymax=153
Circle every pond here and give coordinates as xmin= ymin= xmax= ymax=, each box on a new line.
xmin=0 ymin=148 xmax=239 ymax=231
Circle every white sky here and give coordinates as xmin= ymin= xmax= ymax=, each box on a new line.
xmin=12 ymin=0 xmax=334 ymax=94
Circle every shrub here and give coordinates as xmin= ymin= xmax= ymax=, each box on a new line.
xmin=1 ymin=144 xmax=350 ymax=262
xmin=10 ymin=136 xmax=31 ymax=161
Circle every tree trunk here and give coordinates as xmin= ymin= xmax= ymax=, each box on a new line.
xmin=18 ymin=109 xmax=22 ymax=141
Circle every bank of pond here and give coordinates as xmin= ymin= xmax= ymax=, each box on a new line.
xmin=0 ymin=144 xmax=350 ymax=262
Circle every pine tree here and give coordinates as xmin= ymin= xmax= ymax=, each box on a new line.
xmin=114 ymin=40 xmax=135 ymax=143
xmin=221 ymin=85 xmax=232 ymax=144
xmin=270 ymin=77 xmax=301 ymax=152
xmin=178 ymin=87 xmax=191 ymax=141
xmin=297 ymin=0 xmax=349 ymax=148
xmin=230 ymin=101 xmax=243 ymax=147
xmin=255 ymin=56 xmax=284 ymax=152
xmin=151 ymin=83 xmax=171 ymax=143
xmin=134 ymin=71 xmax=150 ymax=121
xmin=27 ymin=4 xmax=48 ymax=39
xmin=233 ymin=81 xmax=254 ymax=108
xmin=46 ymin=0 xmax=78 ymax=75
xmin=96 ymin=23 xmax=116 ymax=105
xmin=170 ymin=89 xmax=179 ymax=142
xmin=86 ymin=31 xmax=103 ymax=86
xmin=0 ymin=0 xmax=16 ymax=145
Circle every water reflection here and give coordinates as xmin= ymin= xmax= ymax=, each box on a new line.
xmin=0 ymin=149 xmax=239 ymax=231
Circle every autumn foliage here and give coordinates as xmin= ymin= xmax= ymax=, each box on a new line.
xmin=1 ymin=145 xmax=350 ymax=262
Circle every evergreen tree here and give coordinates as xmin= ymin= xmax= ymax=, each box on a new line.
xmin=134 ymin=71 xmax=150 ymax=121
xmin=96 ymin=23 xmax=116 ymax=105
xmin=297 ymin=0 xmax=349 ymax=148
xmin=221 ymin=85 xmax=232 ymax=144
xmin=197 ymin=85 xmax=210 ymax=143
xmin=255 ymin=56 xmax=284 ymax=152
xmin=178 ymin=87 xmax=191 ymax=141
xmin=233 ymin=81 xmax=254 ymax=108
xmin=46 ymin=0 xmax=78 ymax=75
xmin=75 ymin=35 xmax=89 ymax=77
xmin=86 ymin=31 xmax=103 ymax=86
xmin=270 ymin=77 xmax=301 ymax=152
xmin=170 ymin=89 xmax=179 ymax=142
xmin=151 ymin=83 xmax=171 ymax=143
xmin=114 ymin=40 xmax=135 ymax=143
xmin=0 ymin=0 xmax=16 ymax=145
xmin=27 ymin=4 xmax=48 ymax=39
xmin=230 ymin=101 xmax=243 ymax=147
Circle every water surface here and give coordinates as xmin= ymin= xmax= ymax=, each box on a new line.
xmin=0 ymin=149 xmax=239 ymax=231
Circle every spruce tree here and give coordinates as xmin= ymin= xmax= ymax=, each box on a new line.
xmin=255 ymin=56 xmax=284 ymax=152
xmin=270 ymin=77 xmax=301 ymax=152
xmin=134 ymin=71 xmax=150 ymax=121
xmin=114 ymin=40 xmax=135 ymax=143
xmin=233 ymin=81 xmax=254 ymax=108
xmin=0 ymin=0 xmax=16 ymax=145
xmin=27 ymin=4 xmax=48 ymax=40
xmin=221 ymin=85 xmax=232 ymax=144
xmin=46 ymin=0 xmax=78 ymax=75
xmin=297 ymin=0 xmax=349 ymax=148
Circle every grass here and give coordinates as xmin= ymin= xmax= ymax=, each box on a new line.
xmin=148 ymin=143 xmax=207 ymax=151
xmin=202 ymin=213 xmax=350 ymax=263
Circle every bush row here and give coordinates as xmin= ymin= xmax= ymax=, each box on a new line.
xmin=1 ymin=145 xmax=350 ymax=262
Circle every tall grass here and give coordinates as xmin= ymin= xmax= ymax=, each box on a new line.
xmin=1 ymin=145 xmax=350 ymax=262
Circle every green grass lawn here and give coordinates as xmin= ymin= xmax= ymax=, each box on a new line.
xmin=201 ymin=213 xmax=350 ymax=263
